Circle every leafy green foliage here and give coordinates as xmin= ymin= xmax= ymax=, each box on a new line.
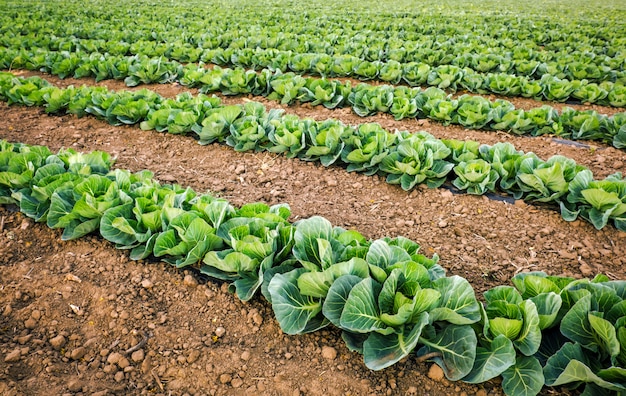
xmin=380 ymin=132 xmax=453 ymax=190
xmin=452 ymin=159 xmax=499 ymax=195
xmin=3 ymin=141 xmax=626 ymax=396
xmin=2 ymin=73 xmax=626 ymax=232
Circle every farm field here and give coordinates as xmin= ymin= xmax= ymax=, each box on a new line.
xmin=1 ymin=0 xmax=626 ymax=395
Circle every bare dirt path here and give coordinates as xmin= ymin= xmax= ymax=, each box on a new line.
xmin=1 ymin=73 xmax=625 ymax=396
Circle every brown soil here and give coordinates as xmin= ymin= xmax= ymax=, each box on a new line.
xmin=1 ymin=71 xmax=625 ymax=396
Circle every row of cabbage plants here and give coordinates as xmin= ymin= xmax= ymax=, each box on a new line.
xmin=4 ymin=44 xmax=626 ymax=108
xmin=1 ymin=140 xmax=625 ymax=396
xmin=2 ymin=0 xmax=625 ymax=83
xmin=3 ymin=51 xmax=626 ymax=149
xmin=1 ymin=72 xmax=624 ymax=231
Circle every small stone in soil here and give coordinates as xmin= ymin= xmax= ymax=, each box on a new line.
xmin=579 ymin=260 xmax=594 ymax=277
xmin=24 ymin=318 xmax=37 ymax=329
xmin=187 ymin=350 xmax=201 ymax=364
xmin=131 ymin=349 xmax=145 ymax=363
xmin=114 ymin=371 xmax=125 ymax=382
xmin=67 ymin=379 xmax=83 ymax=392
xmin=321 ymin=346 xmax=337 ymax=360
xmin=49 ymin=335 xmax=67 ymax=350
xmin=183 ymin=274 xmax=198 ymax=287
xmin=107 ymin=352 xmax=123 ymax=365
xmin=427 ymin=364 xmax=445 ymax=381
xmin=215 ymin=327 xmax=226 ymax=337
xmin=70 ymin=347 xmax=86 ymax=360
xmin=4 ymin=348 xmax=21 ymax=363
xmin=558 ymin=250 xmax=577 ymax=260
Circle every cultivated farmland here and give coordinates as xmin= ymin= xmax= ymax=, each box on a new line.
xmin=1 ymin=0 xmax=625 ymax=395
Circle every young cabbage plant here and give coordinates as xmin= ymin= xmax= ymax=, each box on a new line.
xmin=519 ymin=78 xmax=544 ymax=100
xmin=219 ymin=67 xmax=258 ymax=95
xmin=427 ymin=65 xmax=464 ymax=91
xmin=390 ymin=86 xmax=420 ymax=120
xmin=154 ymin=212 xmax=222 ymax=268
xmin=515 ymin=154 xmax=587 ymax=203
xmin=201 ymin=203 xmax=295 ymax=301
xmin=124 ymin=56 xmax=181 ymax=87
xmin=541 ymin=75 xmax=577 ymax=102
xmin=266 ymin=216 xmax=369 ymax=334
xmin=412 ymin=276 xmax=482 ymax=381
xmin=353 ymin=60 xmax=380 ymax=80
xmin=522 ymin=106 xmax=562 ymax=137
xmin=485 ymin=74 xmax=522 ymax=96
xmin=192 ymin=105 xmax=243 ymax=145
xmin=267 ymin=72 xmax=307 ymax=105
xmin=478 ymin=142 xmax=524 ymax=192
xmin=299 ymin=78 xmax=350 ymax=109
xmin=179 ymin=63 xmax=207 ymax=88
xmin=488 ymin=99 xmax=518 ymax=131
xmin=572 ymin=83 xmax=609 ymax=104
xmin=402 ymin=62 xmax=431 ymax=86
xmin=456 ymin=95 xmax=493 ymax=129
xmin=442 ymin=139 xmax=480 ymax=163
xmin=197 ymin=66 xmax=225 ymax=94
xmin=466 ymin=285 xmax=548 ymax=396
xmin=348 ymin=84 xmax=394 ymax=117
xmin=379 ymin=132 xmax=453 ymax=190
xmin=329 ymin=55 xmax=359 ymax=78
xmin=323 ymin=239 xmax=472 ymax=372
xmin=299 ymin=119 xmax=352 ymax=166
xmin=226 ymin=102 xmax=282 ymax=152
xmin=423 ymin=98 xmax=459 ymax=125
xmin=326 ymin=270 xmax=436 ymax=370
xmin=459 ymin=69 xmax=488 ymax=94
xmin=607 ymin=85 xmax=626 ymax=107
xmin=340 ymin=123 xmax=397 ymax=175
xmin=543 ymin=279 xmax=626 ymax=395
xmin=561 ymin=170 xmax=626 ymax=231
xmin=378 ymin=60 xmax=403 ymax=84
xmin=48 ymin=173 xmax=131 ymax=241
xmin=559 ymin=108 xmax=609 ymax=142
xmin=2 ymin=144 xmax=67 ymax=210
xmin=0 ymin=143 xmax=52 ymax=197
xmin=611 ymin=113 xmax=626 ymax=149
xmin=452 ymin=159 xmax=499 ymax=195
xmin=267 ymin=114 xmax=310 ymax=158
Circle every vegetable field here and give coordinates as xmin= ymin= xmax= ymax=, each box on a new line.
xmin=1 ymin=0 xmax=626 ymax=395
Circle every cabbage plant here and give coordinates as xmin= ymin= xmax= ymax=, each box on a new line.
xmin=561 ymin=170 xmax=626 ymax=231
xmin=515 ymin=154 xmax=586 ymax=203
xmin=299 ymin=78 xmax=350 ymax=109
xmin=267 ymin=72 xmax=306 ymax=105
xmin=452 ymin=159 xmax=499 ymax=195
xmin=341 ymin=123 xmax=397 ymax=175
xmin=349 ymin=84 xmax=394 ymax=117
xmin=202 ymin=203 xmax=295 ymax=301
xmin=541 ymin=276 xmax=626 ymax=395
xmin=379 ymin=132 xmax=453 ymax=190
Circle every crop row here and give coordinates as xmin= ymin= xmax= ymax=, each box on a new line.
xmin=1 ymin=140 xmax=625 ymax=396
xmin=2 ymin=72 xmax=624 ymax=231
xmin=3 ymin=0 xmax=625 ymax=84
xmin=3 ymin=51 xmax=626 ymax=149
xmin=4 ymin=43 xmax=626 ymax=108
